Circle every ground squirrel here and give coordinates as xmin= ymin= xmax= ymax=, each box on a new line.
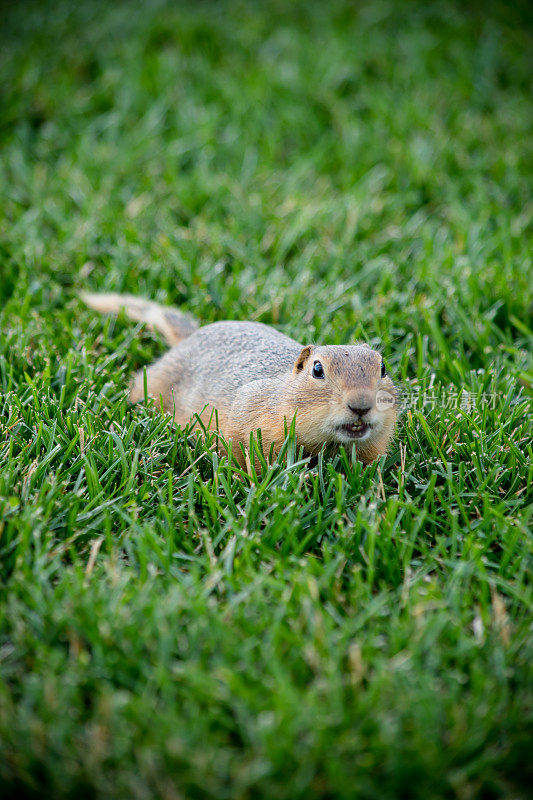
xmin=81 ymin=292 xmax=398 ymax=466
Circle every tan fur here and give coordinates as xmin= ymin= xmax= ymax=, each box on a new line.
xmin=79 ymin=292 xmax=198 ymax=345
xmin=82 ymin=293 xmax=398 ymax=467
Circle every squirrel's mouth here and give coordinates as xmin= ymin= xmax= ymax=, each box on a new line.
xmin=337 ymin=422 xmax=371 ymax=440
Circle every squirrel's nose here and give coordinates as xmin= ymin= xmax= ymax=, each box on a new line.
xmin=348 ymin=403 xmax=372 ymax=417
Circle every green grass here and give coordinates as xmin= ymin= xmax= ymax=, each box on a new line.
xmin=1 ymin=0 xmax=532 ymax=797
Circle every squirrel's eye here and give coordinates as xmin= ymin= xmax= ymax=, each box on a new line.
xmin=312 ymin=361 xmax=325 ymax=379
xmin=381 ymin=360 xmax=387 ymax=378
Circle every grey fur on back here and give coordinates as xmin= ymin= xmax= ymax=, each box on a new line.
xmin=149 ymin=321 xmax=302 ymax=408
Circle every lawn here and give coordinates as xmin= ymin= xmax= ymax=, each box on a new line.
xmin=0 ymin=0 xmax=532 ymax=798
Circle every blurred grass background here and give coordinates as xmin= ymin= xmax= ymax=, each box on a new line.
xmin=0 ymin=1 xmax=532 ymax=798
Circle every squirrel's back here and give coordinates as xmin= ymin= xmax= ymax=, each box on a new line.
xmin=128 ymin=320 xmax=301 ymax=416
xmin=179 ymin=320 xmax=301 ymax=387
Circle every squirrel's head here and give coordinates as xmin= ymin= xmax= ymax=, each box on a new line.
xmin=290 ymin=343 xmax=398 ymax=462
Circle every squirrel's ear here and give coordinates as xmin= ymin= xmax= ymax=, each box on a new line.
xmin=293 ymin=345 xmax=314 ymax=373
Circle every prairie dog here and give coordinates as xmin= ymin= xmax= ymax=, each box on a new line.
xmin=81 ymin=292 xmax=398 ymax=466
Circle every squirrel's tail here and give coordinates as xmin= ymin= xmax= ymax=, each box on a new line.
xmin=80 ymin=292 xmax=199 ymax=346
